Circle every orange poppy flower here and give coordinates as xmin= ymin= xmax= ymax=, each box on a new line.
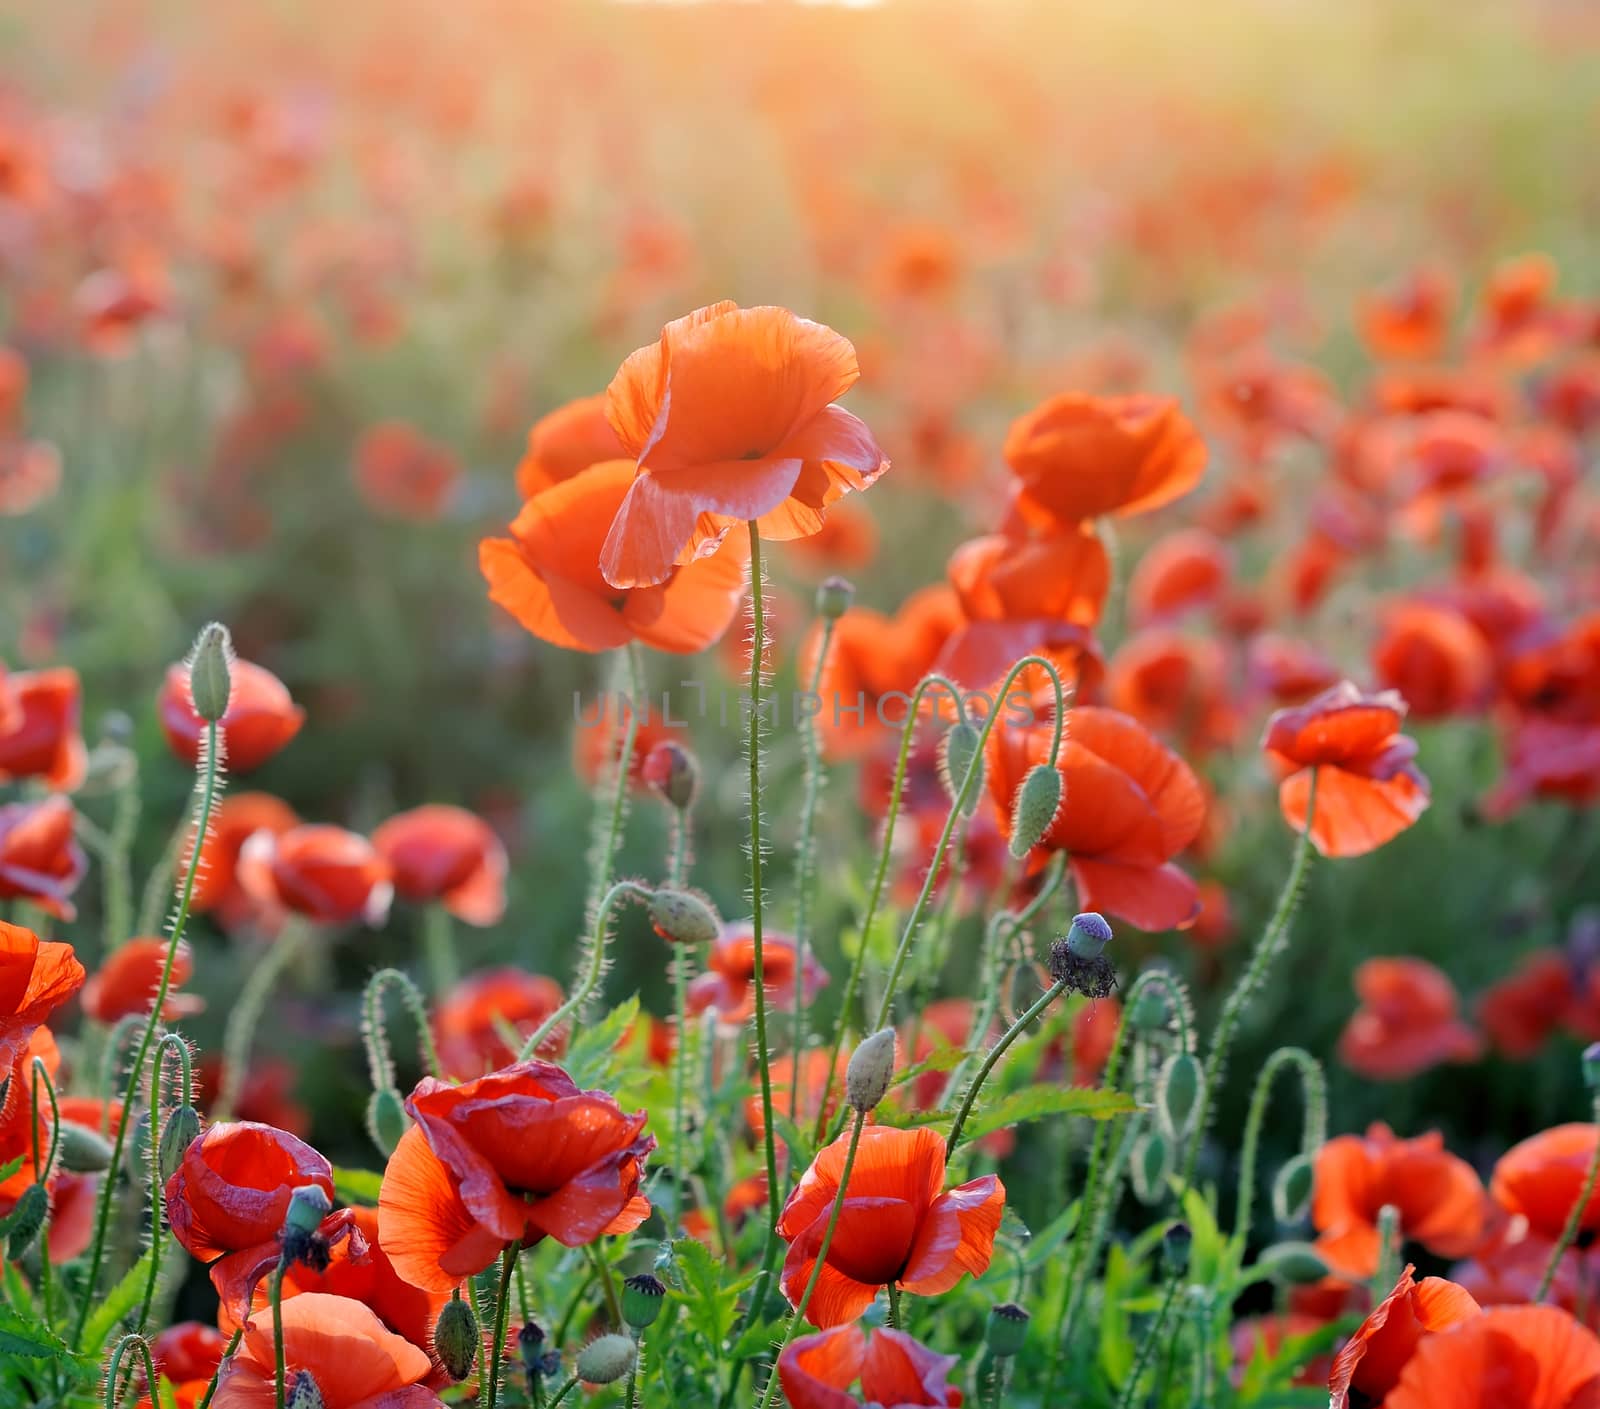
xmin=1107 ymin=631 xmax=1236 ymax=757
xmin=598 ymin=302 xmax=888 ymax=589
xmin=81 ymin=938 xmax=203 ymax=1024
xmin=1371 ymin=600 xmax=1493 ymax=720
xmin=571 ymin=699 xmax=688 ymax=790
xmin=1384 ymin=1305 xmax=1600 ymax=1409
xmin=1311 ymin=1123 xmax=1486 ymax=1281
xmin=159 ymin=657 xmax=305 ymax=774
xmin=777 ymin=1325 xmax=962 ymax=1409
xmin=514 ymin=393 xmax=627 ymax=498
xmin=1001 ymin=392 xmax=1207 ymax=531
xmin=746 ymin=1050 xmax=847 ymax=1141
xmin=1357 ymin=267 xmax=1456 ymax=362
xmin=238 ymin=823 xmax=393 ymax=927
xmin=1262 ymin=682 xmax=1430 ymax=858
xmin=986 ymin=707 xmax=1206 ymax=931
xmin=0 ymin=795 xmax=87 ymax=919
xmin=371 ymin=805 xmax=507 ymax=927
xmin=1328 ymin=1264 xmax=1481 ymax=1408
xmin=377 ymin=1061 xmax=653 ymax=1294
xmin=949 ymin=526 xmax=1109 ymax=631
xmin=1478 ymin=950 xmax=1575 ymax=1059
xmin=0 ymin=666 xmax=85 ymax=790
xmin=210 ymin=1292 xmax=440 ymax=1409
xmin=431 ymin=968 xmax=566 ymax=1078
xmin=784 ymin=499 xmax=880 ymax=575
xmin=0 ymin=920 xmax=84 ymax=1067
xmin=352 ymin=420 xmax=460 ymax=521
xmin=183 ymin=792 xmax=301 ymax=930
xmin=1337 ymin=958 xmax=1482 ymax=1081
xmin=688 ymin=929 xmax=828 ymax=1027
xmin=1128 ymin=528 xmax=1231 ymax=626
xmin=1492 ymin=1125 xmax=1600 ymax=1243
xmin=1473 ymin=251 xmax=1563 ymax=364
xmin=777 ymin=1125 xmax=1003 ymax=1327
xmin=482 ymin=459 xmax=748 ymax=653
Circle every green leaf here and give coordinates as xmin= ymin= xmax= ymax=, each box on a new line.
xmin=670 ymin=1236 xmax=740 ymax=1350
xmin=0 ymin=1301 xmax=74 ymax=1359
xmin=891 ymin=1045 xmax=970 ymax=1090
xmin=0 ymin=1155 xmax=23 ymax=1185
xmin=333 ymin=1166 xmax=385 ymax=1206
xmin=564 ymin=994 xmax=641 ymax=1087
xmin=728 ymin=1315 xmax=787 ymax=1360
xmin=79 ymin=1246 xmax=155 ymax=1355
xmin=951 ymin=1086 xmax=1138 ymax=1144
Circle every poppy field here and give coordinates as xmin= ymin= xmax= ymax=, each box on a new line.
xmin=3 ymin=0 xmax=1600 ymax=1405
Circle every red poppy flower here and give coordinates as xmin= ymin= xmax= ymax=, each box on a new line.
xmin=0 ymin=1029 xmax=60 ymax=1218
xmin=159 ymin=658 xmax=305 ymax=774
xmin=778 ymin=1125 xmax=1003 ymax=1327
xmin=1311 ymin=1123 xmax=1486 ymax=1281
xmin=514 ymin=393 xmax=627 ymax=498
xmin=1483 ymin=719 xmax=1600 ymax=819
xmin=1492 ymin=1125 xmax=1600 ymax=1243
xmin=986 ymin=707 xmax=1206 ymax=931
xmin=210 ymin=1292 xmax=440 ymax=1409
xmin=196 ymin=1056 xmax=311 ymax=1139
xmin=1328 ymin=1265 xmax=1481 ymax=1408
xmin=482 ymin=459 xmax=748 ymax=653
xmin=1372 ymin=601 xmax=1493 ymax=720
xmin=777 ymin=1325 xmax=962 ymax=1409
xmin=1001 ymin=392 xmax=1207 ymax=530
xmin=0 ymin=920 xmax=84 ymax=1067
xmin=352 ymin=420 xmax=461 ymax=521
xmin=184 ymin=792 xmax=301 ymax=930
xmin=1246 ymin=635 xmax=1342 ymax=707
xmin=431 ymin=968 xmax=566 ymax=1078
xmin=238 ymin=824 xmax=393 ymax=926
xmin=571 ymin=699 xmax=687 ymax=790
xmin=1070 ymin=997 xmax=1122 ymax=1085
xmin=688 ymin=929 xmax=828 ymax=1026
xmin=1384 ymin=1305 xmax=1600 ymax=1409
xmin=377 ymin=1061 xmax=654 ymax=1294
xmin=0 ymin=795 xmax=87 ymax=919
xmin=1357 ymin=267 xmax=1456 ymax=362
xmin=81 ymin=938 xmax=203 ymax=1024
xmin=1337 ymin=958 xmax=1482 ymax=1081
xmin=1128 ymin=528 xmax=1231 ymax=626
xmin=747 ymin=1050 xmax=849 ymax=1141
xmin=1478 ymin=950 xmax=1575 ymax=1059
xmin=0 ymin=666 xmax=85 ymax=790
xmin=598 ymin=302 xmax=889 ymax=590
xmin=1502 ymin=613 xmax=1600 ymax=725
xmin=371 ymin=805 xmax=507 ymax=927
xmin=151 ymin=1322 xmax=229 ymax=1387
xmin=948 ymin=526 xmax=1110 ymax=630
xmin=1263 ymin=682 xmax=1430 ymax=858
xmin=1473 ymin=251 xmax=1563 ymax=364
xmin=1107 ymin=631 xmax=1237 ymax=757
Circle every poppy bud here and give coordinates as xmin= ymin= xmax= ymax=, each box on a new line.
xmin=366 ymin=1088 xmax=408 ymax=1157
xmin=517 ymin=1319 xmax=547 ymax=1376
xmin=433 ymin=1296 xmax=479 ymax=1381
xmin=1157 ymin=1053 xmax=1200 ymax=1140
xmin=1272 ymin=1154 xmax=1315 ymax=1225
xmin=649 ymin=889 xmax=719 ymax=946
xmin=187 ymin=623 xmax=234 ymax=723
xmin=1128 ymin=988 xmax=1169 ymax=1033
xmin=622 ymin=1273 xmax=667 ymax=1330
xmin=938 ymin=720 xmax=983 ymax=815
xmin=56 ymin=1121 xmax=114 ymax=1174
xmin=4 ymin=1183 xmax=48 ymax=1259
xmin=846 ymin=1028 xmax=897 ymax=1112
xmin=576 ymin=1334 xmax=637 ymax=1385
xmin=124 ymin=1111 xmax=152 ymax=1179
xmin=641 ymin=742 xmax=698 ymax=812
xmin=287 ymin=1370 xmax=324 ymax=1409
xmin=1064 ymin=912 xmax=1112 ymax=961
xmin=1131 ymin=1130 xmax=1170 ymax=1204
xmin=1008 ymin=764 xmax=1062 ymax=858
xmin=159 ymin=1105 xmax=202 ymax=1184
xmin=1257 ymin=1241 xmax=1330 ymax=1285
xmin=1584 ymin=1042 xmax=1600 ymax=1090
xmin=816 ymin=575 xmax=855 ymax=621
xmin=985 ymin=1303 xmax=1029 ymax=1358
xmin=1162 ymin=1221 xmax=1193 ymax=1275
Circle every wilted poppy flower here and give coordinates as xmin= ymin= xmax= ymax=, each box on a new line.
xmin=598 ymin=301 xmax=889 ymax=589
xmin=237 ymin=823 xmax=393 ymax=927
xmin=1384 ymin=1305 xmax=1600 ymax=1409
xmin=514 ymin=393 xmax=627 ymax=498
xmin=1478 ymin=950 xmax=1575 ymax=1059
xmin=986 ymin=707 xmax=1206 ymax=930
xmin=1312 ymin=1123 xmax=1486 ymax=1281
xmin=688 ymin=929 xmax=828 ymax=1026
xmin=1001 ymin=392 xmax=1207 ymax=530
xmin=1492 ymin=1125 xmax=1600 ymax=1243
xmin=0 ymin=921 xmax=84 ymax=1067
xmin=1371 ymin=601 xmax=1493 ymax=720
xmin=372 ymin=805 xmax=507 ymax=927
xmin=377 ymin=1061 xmax=653 ymax=1294
xmin=0 ymin=795 xmax=87 ymax=919
xmin=1263 ymin=682 xmax=1430 ymax=858
xmin=159 ymin=657 xmax=305 ymax=774
xmin=1337 ymin=958 xmax=1483 ymax=1081
xmin=432 ymin=968 xmax=566 ymax=1078
xmin=777 ymin=1125 xmax=1003 ymax=1326
xmin=183 ymin=792 xmax=301 ymax=930
xmin=352 ymin=420 xmax=461 ymax=520
xmin=0 ymin=667 xmax=85 ymax=790
xmin=1328 ymin=1265 xmax=1481 ymax=1409
xmin=482 ymin=459 xmax=748 ymax=653
xmin=81 ymin=938 xmax=203 ymax=1024
xmin=210 ymin=1292 xmax=440 ymax=1409
xmin=1128 ymin=528 xmax=1231 ymax=626
xmin=777 ymin=1324 xmax=962 ymax=1409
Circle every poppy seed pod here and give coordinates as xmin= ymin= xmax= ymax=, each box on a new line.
xmin=1064 ymin=912 xmax=1113 ymax=960
xmin=284 ymin=1182 xmax=332 ymax=1238
xmin=187 ymin=623 xmax=234 ymax=724
xmin=641 ymin=741 xmax=698 ymax=812
xmin=1008 ymin=764 xmax=1063 ymax=858
xmin=1584 ymin=1041 xmax=1600 ymax=1090
xmin=366 ymin=1088 xmax=408 ymax=1157
xmin=433 ymin=1296 xmax=479 ymax=1381
xmin=846 ymin=1028 xmax=898 ymax=1112
xmin=287 ymin=1370 xmax=324 ymax=1409
xmin=158 ymin=1105 xmax=202 ymax=1185
xmin=1257 ymin=1241 xmax=1331 ymax=1285
xmin=985 ymin=1303 xmax=1030 ymax=1358
xmin=1272 ymin=1153 xmax=1315 ymax=1225
xmin=576 ymin=1334 xmax=637 ymax=1385
xmin=816 ymin=575 xmax=855 ymax=621
xmin=4 ymin=1182 xmax=47 ymax=1259
xmin=649 ymin=888 xmax=720 ymax=946
xmin=622 ymin=1273 xmax=667 ymax=1330
xmin=1157 ymin=1053 xmax=1201 ymax=1139
xmin=55 ymin=1120 xmax=114 ymax=1173
xmin=938 ymin=720 xmax=983 ymax=815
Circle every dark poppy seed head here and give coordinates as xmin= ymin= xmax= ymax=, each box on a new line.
xmin=1047 ymin=941 xmax=1118 ymax=1000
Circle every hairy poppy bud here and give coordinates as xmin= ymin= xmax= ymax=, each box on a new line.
xmin=622 ymin=1273 xmax=667 ymax=1330
xmin=1257 ymin=1241 xmax=1330 ymax=1285
xmin=1064 ymin=912 xmax=1112 ymax=960
xmin=985 ymin=1303 xmax=1029 ymax=1358
xmin=56 ymin=1121 xmax=114 ymax=1174
xmin=1131 ymin=1130 xmax=1170 ymax=1204
xmin=816 ymin=575 xmax=855 ymax=621
xmin=517 ymin=1319 xmax=546 ymax=1372
xmin=187 ymin=623 xmax=234 ymax=723
xmin=4 ymin=1183 xmax=48 ymax=1259
xmin=1157 ymin=1053 xmax=1200 ymax=1140
xmin=1272 ymin=1154 xmax=1315 ymax=1225
xmin=1163 ymin=1221 xmax=1193 ymax=1275
xmin=288 ymin=1370 xmax=324 ymax=1409
xmin=1128 ymin=987 xmax=1169 ymax=1033
xmin=1584 ymin=1042 xmax=1600 ymax=1090
xmin=576 ymin=1334 xmax=637 ymax=1385
xmin=1008 ymin=764 xmax=1062 ymax=858
xmin=366 ymin=1088 xmax=408 ymax=1158
xmin=433 ymin=1296 xmax=479 ymax=1381
xmin=641 ymin=742 xmax=698 ymax=812
xmin=124 ymin=1111 xmax=152 ymax=1180
xmin=649 ymin=889 xmax=719 ymax=946
xmin=846 ymin=1028 xmax=897 ymax=1112
xmin=159 ymin=1105 xmax=202 ymax=1184
xmin=938 ymin=720 xmax=983 ymax=815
